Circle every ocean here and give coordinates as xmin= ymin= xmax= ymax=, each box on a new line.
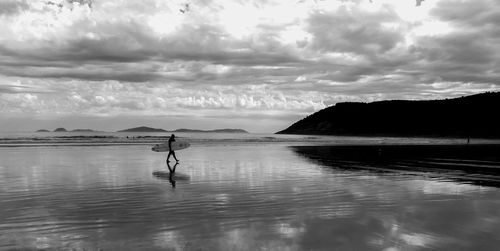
xmin=0 ymin=131 xmax=489 ymax=146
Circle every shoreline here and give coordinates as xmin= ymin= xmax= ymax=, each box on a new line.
xmin=1 ymin=138 xmax=500 ymax=148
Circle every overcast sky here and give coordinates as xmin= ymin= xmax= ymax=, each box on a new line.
xmin=0 ymin=0 xmax=499 ymax=133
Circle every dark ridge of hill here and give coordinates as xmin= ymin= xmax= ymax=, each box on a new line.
xmin=277 ymin=92 xmax=500 ymax=138
xmin=174 ymin=128 xmax=248 ymax=133
xmin=54 ymin=128 xmax=67 ymax=132
xmin=118 ymin=126 xmax=167 ymax=132
xmin=36 ymin=129 xmax=50 ymax=132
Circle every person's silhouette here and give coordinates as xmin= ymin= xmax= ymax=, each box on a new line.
xmin=166 ymin=161 xmax=178 ymax=188
xmin=167 ymin=134 xmax=179 ymax=163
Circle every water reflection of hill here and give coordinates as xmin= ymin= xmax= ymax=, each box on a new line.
xmin=291 ymin=144 xmax=500 ymax=187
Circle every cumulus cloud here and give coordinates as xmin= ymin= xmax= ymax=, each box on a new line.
xmin=0 ymin=78 xmax=325 ymax=117
xmin=1 ymin=0 xmax=499 ymax=132
xmin=0 ymin=0 xmax=29 ymax=16
xmin=306 ymin=6 xmax=404 ymax=56
xmin=408 ymin=0 xmax=500 ymax=86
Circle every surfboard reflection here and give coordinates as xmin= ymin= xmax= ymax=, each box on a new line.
xmin=152 ymin=162 xmax=190 ymax=188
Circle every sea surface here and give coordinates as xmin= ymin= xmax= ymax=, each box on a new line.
xmin=1 ymin=133 xmax=500 ymax=250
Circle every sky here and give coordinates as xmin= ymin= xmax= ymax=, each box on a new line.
xmin=0 ymin=0 xmax=499 ymax=133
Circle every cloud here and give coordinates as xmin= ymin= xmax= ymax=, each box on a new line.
xmin=408 ymin=0 xmax=500 ymax=86
xmin=0 ymin=64 xmax=164 ymax=82
xmin=416 ymin=0 xmax=425 ymax=6
xmin=0 ymin=2 xmax=303 ymax=83
xmin=1 ymin=0 xmax=500 ymax=132
xmin=0 ymin=0 xmax=29 ymax=16
xmin=0 ymin=83 xmax=55 ymax=94
xmin=0 ymin=79 xmax=326 ymax=118
xmin=430 ymin=0 xmax=500 ymax=26
xmin=306 ymin=6 xmax=405 ymax=57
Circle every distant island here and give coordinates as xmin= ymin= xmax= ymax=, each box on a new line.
xmin=37 ymin=128 xmax=98 ymax=132
xmin=36 ymin=126 xmax=248 ymax=133
xmin=118 ymin=126 xmax=167 ymax=132
xmin=71 ymin=129 xmax=97 ymax=132
xmin=174 ymin=128 xmax=248 ymax=133
xmin=117 ymin=126 xmax=248 ymax=133
xmin=277 ymin=92 xmax=500 ymax=138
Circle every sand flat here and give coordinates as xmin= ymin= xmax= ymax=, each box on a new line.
xmin=1 ymin=143 xmax=500 ymax=250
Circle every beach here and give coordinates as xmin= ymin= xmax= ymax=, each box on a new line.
xmin=1 ymin=136 xmax=500 ymax=250
xmin=2 ymin=0 xmax=500 ymax=249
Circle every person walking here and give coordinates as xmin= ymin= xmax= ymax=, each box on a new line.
xmin=167 ymin=134 xmax=179 ymax=163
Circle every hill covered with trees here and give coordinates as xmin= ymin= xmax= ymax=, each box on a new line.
xmin=277 ymin=92 xmax=500 ymax=138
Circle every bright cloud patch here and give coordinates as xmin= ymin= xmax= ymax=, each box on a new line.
xmin=1 ymin=0 xmax=499 ymax=132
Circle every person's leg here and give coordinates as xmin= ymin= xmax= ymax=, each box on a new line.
xmin=167 ymin=151 xmax=172 ymax=162
xmin=173 ymin=151 xmax=179 ymax=162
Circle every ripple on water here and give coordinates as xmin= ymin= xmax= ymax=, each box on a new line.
xmin=1 ymin=144 xmax=500 ymax=250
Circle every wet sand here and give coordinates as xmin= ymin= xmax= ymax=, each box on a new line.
xmin=1 ymin=143 xmax=500 ymax=250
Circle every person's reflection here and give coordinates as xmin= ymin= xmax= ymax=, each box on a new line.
xmin=167 ymin=161 xmax=178 ymax=188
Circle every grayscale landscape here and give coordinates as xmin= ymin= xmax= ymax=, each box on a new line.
xmin=1 ymin=0 xmax=499 ymax=250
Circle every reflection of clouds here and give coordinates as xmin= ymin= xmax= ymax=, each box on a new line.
xmin=399 ymin=233 xmax=437 ymax=248
xmin=296 ymin=215 xmax=442 ymax=251
xmin=215 ymin=193 xmax=230 ymax=205
xmin=34 ymin=236 xmax=51 ymax=250
xmin=223 ymin=229 xmax=254 ymax=250
xmin=291 ymin=145 xmax=500 ymax=250
xmin=187 ymin=145 xmax=323 ymax=187
xmin=275 ymin=222 xmax=305 ymax=239
xmin=153 ymin=230 xmax=185 ymax=250
xmin=218 ymin=227 xmax=299 ymax=251
xmin=0 ymin=232 xmax=93 ymax=250
xmin=404 ymin=179 xmax=493 ymax=196
xmin=3 ymin=145 xmax=500 ymax=250
xmin=1 ymin=147 xmax=147 ymax=194
xmin=298 ymin=217 xmax=386 ymax=250
xmin=314 ymin=203 xmax=358 ymax=219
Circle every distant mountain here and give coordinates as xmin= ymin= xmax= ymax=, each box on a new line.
xmin=174 ymin=128 xmax=248 ymax=133
xmin=118 ymin=126 xmax=167 ymax=132
xmin=54 ymin=128 xmax=67 ymax=132
xmin=277 ymin=92 xmax=500 ymax=138
xmin=36 ymin=129 xmax=50 ymax=132
xmin=71 ymin=129 xmax=96 ymax=132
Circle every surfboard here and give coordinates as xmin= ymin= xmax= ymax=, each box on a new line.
xmin=152 ymin=171 xmax=190 ymax=181
xmin=151 ymin=141 xmax=190 ymax=152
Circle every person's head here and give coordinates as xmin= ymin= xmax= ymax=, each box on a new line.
xmin=171 ymin=134 xmax=175 ymax=138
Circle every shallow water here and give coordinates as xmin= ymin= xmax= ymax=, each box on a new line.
xmin=1 ymin=144 xmax=500 ymax=250
xmin=2 ymin=131 xmax=495 ymax=146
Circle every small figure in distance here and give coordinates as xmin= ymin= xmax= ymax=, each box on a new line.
xmin=167 ymin=134 xmax=179 ymax=163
